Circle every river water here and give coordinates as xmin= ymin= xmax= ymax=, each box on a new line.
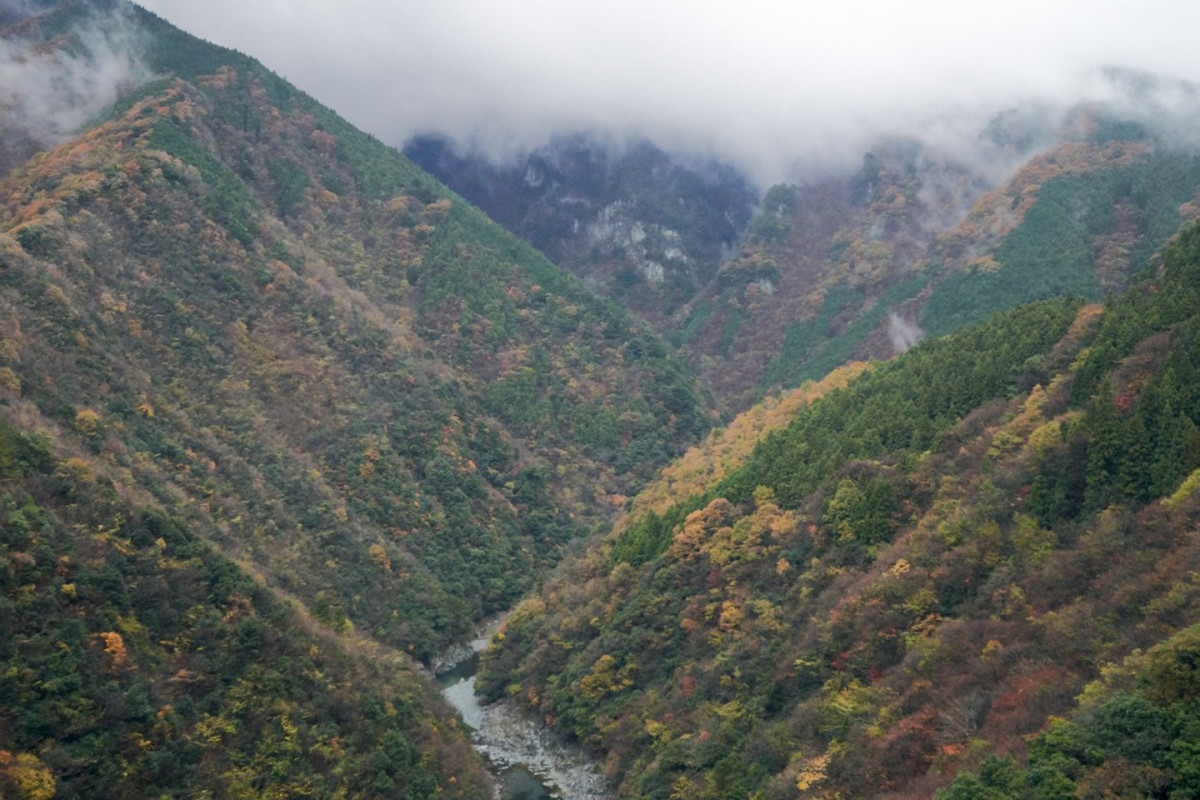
xmin=435 ymin=625 xmax=613 ymax=800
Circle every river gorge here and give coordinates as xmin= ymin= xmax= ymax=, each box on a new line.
xmin=435 ymin=623 xmax=613 ymax=800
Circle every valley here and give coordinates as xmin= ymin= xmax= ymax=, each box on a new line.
xmin=4 ymin=2 xmax=1200 ymax=799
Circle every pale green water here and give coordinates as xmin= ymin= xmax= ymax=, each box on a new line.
xmin=436 ymin=623 xmax=611 ymax=800
xmin=437 ymin=651 xmax=557 ymax=800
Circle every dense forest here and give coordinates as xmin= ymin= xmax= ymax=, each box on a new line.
xmin=479 ymin=223 xmax=1200 ymax=798
xmin=0 ymin=1 xmax=708 ymax=794
xmin=7 ymin=1 xmax=1200 ymax=798
xmin=1 ymin=0 xmax=708 ymax=662
xmin=0 ymin=416 xmax=490 ymax=798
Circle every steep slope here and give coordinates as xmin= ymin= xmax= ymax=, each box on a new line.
xmin=479 ymin=221 xmax=1200 ymax=798
xmin=942 ymin=622 xmax=1200 ymax=798
xmin=677 ymin=96 xmax=1200 ymax=408
xmin=0 ymin=0 xmax=709 ymax=664
xmin=405 ymin=133 xmax=758 ymax=326
xmin=0 ymin=1 xmax=718 ymax=793
xmin=0 ymin=416 xmax=490 ymax=799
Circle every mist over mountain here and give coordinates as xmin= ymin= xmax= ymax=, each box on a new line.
xmin=134 ymin=0 xmax=1200 ymax=187
xmin=406 ymin=75 xmax=1200 ymax=413
xmin=9 ymin=2 xmax=1200 ymax=798
xmin=0 ymin=0 xmax=150 ymax=173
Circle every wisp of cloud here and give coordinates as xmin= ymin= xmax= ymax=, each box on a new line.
xmin=0 ymin=3 xmax=151 ymax=149
xmin=887 ymin=313 xmax=925 ymax=354
xmin=131 ymin=0 xmax=1200 ymax=184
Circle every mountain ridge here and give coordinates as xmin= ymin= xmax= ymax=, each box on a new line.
xmin=0 ymin=2 xmax=712 ymax=794
xmin=411 ymin=82 xmax=1200 ymax=412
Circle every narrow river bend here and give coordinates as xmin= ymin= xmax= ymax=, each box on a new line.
xmin=435 ymin=623 xmax=613 ymax=800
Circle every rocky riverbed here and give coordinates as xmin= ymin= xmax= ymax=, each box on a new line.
xmin=436 ymin=623 xmax=613 ymax=800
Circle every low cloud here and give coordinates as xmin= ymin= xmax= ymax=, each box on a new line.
xmin=887 ymin=313 xmax=925 ymax=354
xmin=0 ymin=4 xmax=151 ymax=148
xmin=135 ymin=1 xmax=1200 ymax=185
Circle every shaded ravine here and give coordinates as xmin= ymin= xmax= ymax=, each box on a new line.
xmin=436 ymin=623 xmax=613 ymax=800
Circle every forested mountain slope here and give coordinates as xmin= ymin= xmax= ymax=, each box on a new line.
xmin=0 ymin=417 xmax=490 ymax=799
xmin=1 ymin=1 xmax=711 ymax=793
xmin=479 ymin=220 xmax=1200 ymax=798
xmin=678 ymin=100 xmax=1200 ymax=408
xmin=1 ymin=0 xmax=707 ymax=660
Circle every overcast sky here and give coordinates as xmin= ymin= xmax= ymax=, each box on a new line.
xmin=133 ymin=0 xmax=1200 ymax=184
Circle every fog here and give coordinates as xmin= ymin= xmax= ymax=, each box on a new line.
xmin=887 ymin=313 xmax=925 ymax=354
xmin=0 ymin=2 xmax=150 ymax=147
xmin=101 ymin=1 xmax=1200 ymax=183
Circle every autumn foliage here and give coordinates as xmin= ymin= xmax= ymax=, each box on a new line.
xmin=481 ymin=223 xmax=1200 ymax=798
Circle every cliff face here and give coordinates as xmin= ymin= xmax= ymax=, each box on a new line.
xmin=405 ymin=133 xmax=759 ymax=326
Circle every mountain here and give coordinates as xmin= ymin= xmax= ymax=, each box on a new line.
xmin=478 ymin=220 xmax=1200 ymax=798
xmin=413 ymin=77 xmax=1200 ymax=413
xmin=10 ymin=1 xmax=1200 ymax=798
xmin=675 ymin=96 xmax=1200 ymax=409
xmin=0 ymin=0 xmax=711 ymax=793
xmin=404 ymin=133 xmax=759 ymax=326
xmin=671 ymin=139 xmax=995 ymax=406
xmin=2 ymin=0 xmax=711 ymax=657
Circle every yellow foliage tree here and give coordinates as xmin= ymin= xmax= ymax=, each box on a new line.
xmin=73 ymin=408 xmax=100 ymax=437
xmin=368 ymin=543 xmax=392 ymax=573
xmin=0 ymin=751 xmax=57 ymax=800
xmin=97 ymin=630 xmax=128 ymax=669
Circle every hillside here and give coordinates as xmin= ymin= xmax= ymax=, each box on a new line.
xmin=675 ymin=101 xmax=1200 ymax=408
xmin=0 ymin=1 xmax=713 ymax=794
xmin=0 ymin=416 xmax=490 ymax=799
xmin=478 ymin=219 xmax=1200 ymax=798
xmin=1 ymin=0 xmax=709 ymax=660
xmin=404 ymin=133 xmax=758 ymax=326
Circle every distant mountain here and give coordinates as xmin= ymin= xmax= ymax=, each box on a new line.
xmin=672 ymin=139 xmax=996 ymax=407
xmin=675 ymin=96 xmax=1200 ymax=408
xmin=413 ymin=78 xmax=1200 ymax=413
xmin=0 ymin=0 xmax=60 ymax=26
xmin=404 ymin=133 xmax=759 ymax=325
xmin=480 ymin=219 xmax=1200 ymax=799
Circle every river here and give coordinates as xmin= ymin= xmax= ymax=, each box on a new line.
xmin=435 ymin=623 xmax=613 ymax=800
